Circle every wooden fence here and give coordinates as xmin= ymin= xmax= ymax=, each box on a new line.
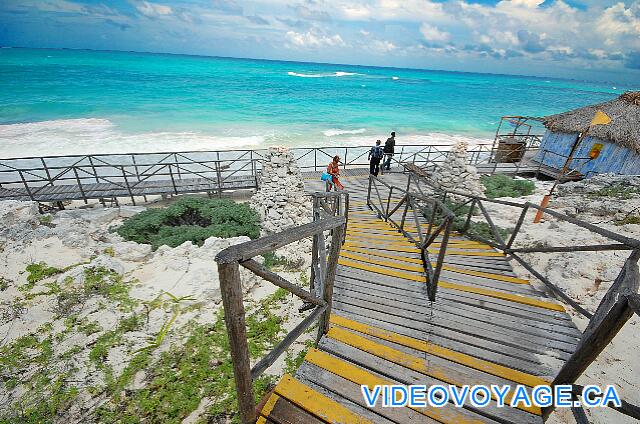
xmin=403 ymin=169 xmax=640 ymax=422
xmin=214 ymin=191 xmax=348 ymax=423
xmin=0 ymin=144 xmax=504 ymax=204
xmin=366 ymin=175 xmax=454 ymax=301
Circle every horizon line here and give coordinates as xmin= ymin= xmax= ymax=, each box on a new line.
xmin=1 ymin=45 xmax=628 ymax=87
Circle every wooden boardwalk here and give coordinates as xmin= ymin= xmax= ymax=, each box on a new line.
xmin=258 ymin=173 xmax=580 ymax=424
xmin=0 ymin=166 xmax=375 ymax=203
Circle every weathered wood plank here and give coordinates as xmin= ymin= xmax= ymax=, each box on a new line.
xmin=296 ymin=365 xmax=402 ymax=424
xmin=336 ymin=268 xmax=571 ymax=321
xmin=331 ymin=309 xmax=559 ymax=376
xmin=334 ymin=283 xmax=581 ymax=339
xmin=318 ymin=338 xmax=542 ymax=424
xmin=334 ymin=292 xmax=578 ymax=354
xmin=332 ymin=300 xmax=571 ymax=360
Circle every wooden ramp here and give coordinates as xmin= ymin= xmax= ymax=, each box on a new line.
xmin=260 ymin=174 xmax=579 ymax=424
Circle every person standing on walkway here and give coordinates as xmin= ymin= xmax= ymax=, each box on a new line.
xmin=383 ymin=131 xmax=396 ymax=171
xmin=368 ymin=140 xmax=384 ymax=176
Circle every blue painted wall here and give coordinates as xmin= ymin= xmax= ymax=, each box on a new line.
xmin=537 ymin=129 xmax=640 ymax=177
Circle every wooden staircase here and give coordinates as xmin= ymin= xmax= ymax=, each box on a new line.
xmin=258 ymin=174 xmax=581 ymax=424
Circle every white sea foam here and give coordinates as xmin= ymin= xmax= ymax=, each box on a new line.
xmin=0 ymin=119 xmax=264 ymax=158
xmin=287 ymin=71 xmax=358 ymax=78
xmin=320 ymin=132 xmax=492 ymax=149
xmin=0 ymin=118 xmax=493 ymax=158
xmin=323 ymin=128 xmax=367 ymax=137
xmin=392 ymin=76 xmax=399 ymax=80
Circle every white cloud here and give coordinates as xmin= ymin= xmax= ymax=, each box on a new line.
xmin=285 ymin=30 xmax=345 ymax=49
xmin=371 ymin=39 xmax=396 ymax=53
xmin=508 ymin=0 xmax=546 ymax=8
xmin=596 ymin=2 xmax=640 ymax=46
xmin=136 ymin=1 xmax=173 ymax=18
xmin=420 ymin=23 xmax=450 ymax=42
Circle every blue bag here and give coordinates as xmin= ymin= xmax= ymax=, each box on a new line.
xmin=321 ymin=172 xmax=332 ymax=181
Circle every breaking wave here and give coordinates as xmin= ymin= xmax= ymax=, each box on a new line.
xmin=287 ymin=71 xmax=359 ymax=78
xmin=0 ymin=119 xmax=265 ymax=158
xmin=323 ymin=128 xmax=367 ymax=137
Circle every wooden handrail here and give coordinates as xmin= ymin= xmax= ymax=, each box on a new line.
xmin=402 ymin=167 xmax=640 ymax=422
xmin=215 ymin=191 xmax=347 ymax=423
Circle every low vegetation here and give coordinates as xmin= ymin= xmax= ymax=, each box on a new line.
xmin=1 ymin=256 xmax=297 ymax=423
xmin=615 ymin=215 xmax=640 ymax=226
xmin=588 ymin=183 xmax=640 ymax=200
xmin=481 ymin=174 xmax=536 ymax=199
xmin=96 ymin=289 xmax=289 ymax=423
xmin=430 ymin=200 xmax=512 ymax=244
xmin=115 ymin=197 xmax=260 ymax=250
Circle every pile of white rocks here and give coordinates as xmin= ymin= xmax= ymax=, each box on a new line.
xmin=250 ymin=146 xmax=312 ymax=265
xmin=432 ymin=141 xmax=484 ymax=200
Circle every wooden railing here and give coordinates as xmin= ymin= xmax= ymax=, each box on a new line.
xmin=214 ymin=191 xmax=347 ymax=424
xmin=405 ymin=169 xmax=640 ymax=422
xmin=0 ymin=144 xmax=504 ymax=204
xmin=366 ymin=175 xmax=454 ymax=301
xmin=0 ymin=150 xmax=262 ymax=204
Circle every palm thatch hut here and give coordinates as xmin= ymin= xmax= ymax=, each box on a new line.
xmin=536 ymin=91 xmax=640 ymax=177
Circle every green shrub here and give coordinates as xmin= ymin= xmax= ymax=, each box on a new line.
xmin=115 ymin=197 xmax=260 ymax=250
xmin=481 ymin=175 xmax=535 ymax=199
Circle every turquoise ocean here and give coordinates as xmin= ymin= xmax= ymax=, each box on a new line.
xmin=0 ymin=47 xmax=634 ymax=158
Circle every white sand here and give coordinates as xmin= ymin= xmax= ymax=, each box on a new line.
xmin=0 ymin=198 xmax=313 ymax=422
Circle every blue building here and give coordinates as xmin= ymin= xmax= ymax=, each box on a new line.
xmin=535 ymin=92 xmax=640 ymax=178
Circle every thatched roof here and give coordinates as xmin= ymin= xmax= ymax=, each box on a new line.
xmin=543 ymin=91 xmax=640 ymax=153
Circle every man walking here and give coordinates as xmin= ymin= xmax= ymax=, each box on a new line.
xmin=368 ymin=140 xmax=384 ymax=176
xmin=383 ymin=131 xmax=396 ymax=171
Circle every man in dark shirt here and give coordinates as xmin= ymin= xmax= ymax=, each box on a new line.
xmin=383 ymin=131 xmax=396 ymax=171
xmin=368 ymin=140 xmax=384 ymax=176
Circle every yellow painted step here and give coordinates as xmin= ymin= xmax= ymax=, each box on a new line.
xmin=305 ymin=348 xmax=489 ymax=424
xmin=271 ymin=374 xmax=372 ymax=423
xmin=337 ymin=257 xmax=565 ymax=312
xmin=340 ymin=246 xmax=528 ymax=284
xmin=344 ymin=241 xmax=421 ymax=254
xmin=330 ymin=314 xmax=549 ymax=387
xmin=340 ymin=250 xmax=424 ymax=273
xmin=427 ymin=248 xmax=505 ymax=257
xmin=326 ymin=327 xmax=541 ymax=415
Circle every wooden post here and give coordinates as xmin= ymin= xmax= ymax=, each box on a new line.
xmin=385 ymin=186 xmax=394 ymax=219
xmin=218 ymin=261 xmax=255 ymax=424
xmin=506 ymin=204 xmax=529 ymax=248
xmin=40 ymin=158 xmax=52 ymax=185
xmin=73 ymin=167 xmax=88 ymax=204
xmin=18 ymin=170 xmax=35 ymax=201
xmin=88 ymin=156 xmax=100 ymax=184
xmin=462 ymin=199 xmax=477 ymax=234
xmin=168 ymin=164 xmax=178 ymax=195
xmin=542 ymin=252 xmax=639 ymax=419
xmin=120 ymin=167 xmax=136 ymax=206
xmin=317 ymin=223 xmax=345 ymax=342
xmin=400 ymin=196 xmax=409 ymax=231
xmin=429 ymin=217 xmax=452 ymax=301
xmin=310 ymin=196 xmax=319 ymax=294
xmin=216 ymin=154 xmax=222 ymax=198
xmin=343 ymin=192 xmax=349 ymax=244
xmin=131 ymin=154 xmax=148 ymax=203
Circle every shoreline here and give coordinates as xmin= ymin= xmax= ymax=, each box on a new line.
xmin=0 ymin=118 xmax=496 ymax=159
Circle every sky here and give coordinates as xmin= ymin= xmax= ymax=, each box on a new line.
xmin=1 ymin=0 xmax=640 ymax=84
